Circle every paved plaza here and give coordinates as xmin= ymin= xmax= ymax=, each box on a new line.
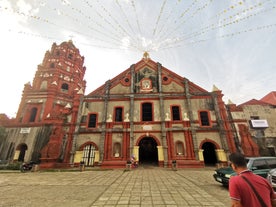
xmin=0 ymin=166 xmax=230 ymax=207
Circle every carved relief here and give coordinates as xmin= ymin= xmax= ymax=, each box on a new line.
xmin=135 ymin=67 xmax=158 ymax=93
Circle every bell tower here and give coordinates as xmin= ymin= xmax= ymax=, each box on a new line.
xmin=16 ymin=40 xmax=86 ymax=123
xmin=16 ymin=40 xmax=86 ymax=167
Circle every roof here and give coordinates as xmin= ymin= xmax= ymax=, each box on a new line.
xmin=260 ymin=91 xmax=276 ymax=106
xmin=238 ymin=99 xmax=270 ymax=107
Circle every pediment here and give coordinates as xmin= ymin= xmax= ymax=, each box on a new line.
xmin=87 ymin=58 xmax=207 ymax=96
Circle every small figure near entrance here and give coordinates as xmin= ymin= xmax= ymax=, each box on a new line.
xmin=131 ymin=155 xmax=138 ymax=168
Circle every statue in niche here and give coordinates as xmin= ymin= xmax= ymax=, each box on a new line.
xmin=124 ymin=113 xmax=130 ymax=122
xmin=135 ymin=67 xmax=158 ymax=93
xmin=183 ymin=113 xmax=189 ymax=121
xmin=107 ymin=114 xmax=112 ymax=122
xmin=165 ymin=112 xmax=170 ymax=121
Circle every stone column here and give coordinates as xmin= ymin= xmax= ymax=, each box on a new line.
xmin=157 ymin=63 xmax=168 ymax=167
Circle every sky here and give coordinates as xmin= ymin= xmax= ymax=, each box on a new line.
xmin=0 ymin=0 xmax=275 ymax=118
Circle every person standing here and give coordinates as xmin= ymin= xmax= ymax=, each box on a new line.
xmin=228 ymin=152 xmax=276 ymax=207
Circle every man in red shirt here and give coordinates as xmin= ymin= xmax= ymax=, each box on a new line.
xmin=229 ymin=152 xmax=276 ymax=207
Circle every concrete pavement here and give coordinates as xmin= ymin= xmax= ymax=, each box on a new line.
xmin=0 ymin=166 xmax=230 ymax=207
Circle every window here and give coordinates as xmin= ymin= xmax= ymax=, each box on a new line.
xmin=115 ymin=107 xmax=123 ymax=122
xmin=88 ymin=114 xmax=97 ymax=128
xmin=200 ymin=111 xmax=210 ymax=126
xmin=252 ymin=160 xmax=268 ymax=170
xmin=68 ymin=53 xmax=73 ymax=60
xmin=142 ymin=103 xmax=153 ymax=121
xmin=29 ymin=107 xmax=37 ymax=122
xmin=50 ymin=63 xmax=55 ymax=68
xmin=61 ymin=83 xmax=69 ymax=92
xmin=172 ymin=106 xmax=181 ymax=121
xmin=267 ymin=159 xmax=276 ymax=168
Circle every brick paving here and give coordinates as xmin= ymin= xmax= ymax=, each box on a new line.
xmin=0 ymin=166 xmax=230 ymax=207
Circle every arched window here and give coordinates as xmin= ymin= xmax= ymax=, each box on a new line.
xmin=50 ymin=63 xmax=55 ymax=68
xmin=68 ymin=53 xmax=73 ymax=60
xmin=29 ymin=107 xmax=37 ymax=122
xmin=113 ymin=143 xmax=121 ymax=157
xmin=61 ymin=83 xmax=69 ymax=92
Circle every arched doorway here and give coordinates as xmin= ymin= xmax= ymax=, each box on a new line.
xmin=82 ymin=144 xmax=96 ymax=166
xmin=138 ymin=137 xmax=158 ymax=165
xmin=17 ymin=144 xmax=28 ymax=162
xmin=202 ymin=142 xmax=217 ymax=165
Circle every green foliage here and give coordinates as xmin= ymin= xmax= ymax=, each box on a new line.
xmin=6 ymin=162 xmax=21 ymax=170
xmin=0 ymin=162 xmax=21 ymax=171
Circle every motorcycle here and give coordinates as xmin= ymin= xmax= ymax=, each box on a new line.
xmin=20 ymin=161 xmax=36 ymax=172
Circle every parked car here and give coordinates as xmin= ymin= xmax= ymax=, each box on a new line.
xmin=213 ymin=156 xmax=276 ymax=186
xmin=267 ymin=168 xmax=276 ymax=190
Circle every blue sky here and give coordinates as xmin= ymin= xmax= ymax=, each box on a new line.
xmin=0 ymin=0 xmax=275 ymax=117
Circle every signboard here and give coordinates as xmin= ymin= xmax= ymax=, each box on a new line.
xmin=250 ymin=120 xmax=269 ymax=128
xmin=20 ymin=128 xmax=31 ymax=134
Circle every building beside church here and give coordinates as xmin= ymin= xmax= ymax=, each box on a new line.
xmin=0 ymin=41 xmax=275 ymax=169
xmin=229 ymin=93 xmax=276 ymax=157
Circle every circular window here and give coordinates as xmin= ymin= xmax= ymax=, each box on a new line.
xmin=163 ymin=76 xmax=168 ymax=81
xmin=121 ymin=76 xmax=131 ymax=86
xmin=162 ymin=75 xmax=171 ymax=85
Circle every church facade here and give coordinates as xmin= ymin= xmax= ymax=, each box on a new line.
xmin=0 ymin=41 xmax=268 ymax=169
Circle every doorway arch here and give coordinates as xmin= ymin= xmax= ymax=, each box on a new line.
xmin=138 ymin=137 xmax=158 ymax=165
xmin=202 ymin=142 xmax=218 ymax=165
xmin=17 ymin=143 xmax=28 ymax=162
xmin=80 ymin=142 xmax=97 ymax=167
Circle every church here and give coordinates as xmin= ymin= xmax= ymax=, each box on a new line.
xmin=0 ymin=40 xmax=265 ymax=169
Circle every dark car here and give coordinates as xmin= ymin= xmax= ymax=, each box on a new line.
xmin=213 ymin=156 xmax=276 ymax=186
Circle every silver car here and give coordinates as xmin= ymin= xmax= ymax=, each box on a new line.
xmin=267 ymin=168 xmax=276 ymax=190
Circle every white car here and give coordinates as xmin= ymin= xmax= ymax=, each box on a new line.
xmin=267 ymin=168 xmax=276 ymax=190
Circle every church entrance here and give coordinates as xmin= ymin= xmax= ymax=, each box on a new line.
xmin=202 ymin=142 xmax=218 ymax=165
xmin=82 ymin=144 xmax=96 ymax=167
xmin=138 ymin=137 xmax=158 ymax=165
